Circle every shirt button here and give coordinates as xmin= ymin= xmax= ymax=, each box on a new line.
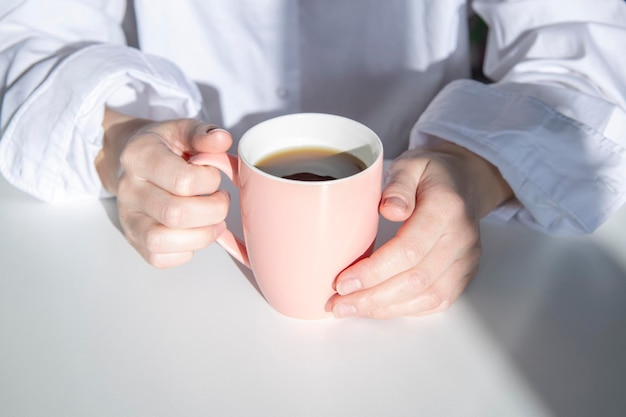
xmin=276 ymin=87 xmax=289 ymax=99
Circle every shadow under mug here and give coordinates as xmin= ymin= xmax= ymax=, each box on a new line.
xmin=190 ymin=113 xmax=383 ymax=319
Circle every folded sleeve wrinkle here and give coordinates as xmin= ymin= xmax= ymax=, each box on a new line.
xmin=0 ymin=43 xmax=204 ymax=202
xmin=412 ymin=80 xmax=626 ymax=235
xmin=474 ymin=0 xmax=626 ymax=108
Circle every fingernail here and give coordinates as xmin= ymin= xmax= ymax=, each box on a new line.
xmin=333 ymin=303 xmax=357 ymax=319
xmin=203 ymin=125 xmax=218 ymax=134
xmin=206 ymin=127 xmax=227 ymax=135
xmin=383 ymin=196 xmax=408 ymax=211
xmin=337 ymin=278 xmax=362 ymax=295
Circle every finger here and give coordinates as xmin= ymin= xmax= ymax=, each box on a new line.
xmin=189 ymin=126 xmax=233 ymax=154
xmin=334 ymin=231 xmax=479 ymax=316
xmin=379 ymin=156 xmax=428 ymax=222
xmin=147 ymin=252 xmax=195 ymax=269
xmin=147 ymin=121 xmax=233 ymax=156
xmin=124 ymin=179 xmax=230 ymax=229
xmin=121 ymin=211 xmax=226 ymax=268
xmin=333 ymin=252 xmax=479 ymax=319
xmin=120 ymin=211 xmax=196 ymax=268
xmin=335 ymin=234 xmax=469 ymax=313
xmin=335 ymin=193 xmax=449 ymax=296
xmin=123 ymin=137 xmax=224 ymax=197
xmin=367 ymin=262 xmax=479 ymax=319
xmin=124 ymin=210 xmax=227 ymax=253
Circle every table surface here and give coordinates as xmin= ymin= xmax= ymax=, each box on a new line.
xmin=1 ymin=168 xmax=625 ymax=417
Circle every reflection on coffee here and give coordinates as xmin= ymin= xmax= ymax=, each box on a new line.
xmin=255 ymin=147 xmax=367 ymax=181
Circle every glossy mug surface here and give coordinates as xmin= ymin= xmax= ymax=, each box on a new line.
xmin=191 ymin=113 xmax=383 ymax=319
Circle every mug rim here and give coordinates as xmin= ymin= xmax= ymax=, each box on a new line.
xmin=237 ymin=112 xmax=383 ymax=185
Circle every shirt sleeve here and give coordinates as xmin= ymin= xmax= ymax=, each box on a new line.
xmin=0 ymin=0 xmax=204 ymax=202
xmin=410 ymin=0 xmax=626 ymax=235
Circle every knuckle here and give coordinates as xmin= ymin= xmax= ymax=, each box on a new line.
xmin=194 ymin=224 xmax=220 ymax=247
xmin=425 ymin=288 xmax=447 ymax=312
xmin=357 ymin=291 xmax=383 ymax=312
xmin=456 ymin=231 xmax=483 ymax=263
xmin=400 ymin=237 xmax=426 ymax=265
xmin=439 ymin=189 xmax=467 ymax=217
xmin=455 ymin=223 xmax=481 ymax=252
xmin=171 ymin=169 xmax=195 ymax=196
xmin=160 ymin=199 xmax=186 ymax=228
xmin=143 ymin=227 xmax=166 ymax=253
xmin=116 ymin=174 xmax=133 ymax=200
xmin=436 ymin=297 xmax=452 ymax=313
xmin=405 ymin=270 xmax=430 ymax=292
xmin=119 ymin=142 xmax=141 ymax=169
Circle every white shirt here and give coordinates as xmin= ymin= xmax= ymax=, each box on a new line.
xmin=0 ymin=0 xmax=625 ymax=235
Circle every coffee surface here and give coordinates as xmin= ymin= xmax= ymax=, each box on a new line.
xmin=255 ymin=147 xmax=366 ymax=181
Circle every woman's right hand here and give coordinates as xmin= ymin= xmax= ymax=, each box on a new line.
xmin=96 ymin=108 xmax=233 ymax=268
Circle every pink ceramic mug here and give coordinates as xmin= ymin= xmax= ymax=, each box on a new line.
xmin=191 ymin=113 xmax=383 ymax=319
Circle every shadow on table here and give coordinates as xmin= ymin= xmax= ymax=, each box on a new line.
xmin=466 ymin=219 xmax=626 ymax=417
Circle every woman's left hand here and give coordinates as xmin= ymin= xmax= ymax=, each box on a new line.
xmin=330 ymin=142 xmax=513 ymax=319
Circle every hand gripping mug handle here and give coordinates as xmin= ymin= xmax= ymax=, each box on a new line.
xmin=189 ymin=153 xmax=250 ymax=268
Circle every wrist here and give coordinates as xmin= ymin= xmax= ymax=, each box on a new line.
xmin=429 ymin=141 xmax=514 ymax=218
xmin=95 ymin=108 xmax=152 ymax=194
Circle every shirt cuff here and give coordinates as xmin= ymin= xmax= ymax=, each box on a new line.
xmin=0 ymin=43 xmax=203 ymax=202
xmin=410 ymin=79 xmax=626 ymax=235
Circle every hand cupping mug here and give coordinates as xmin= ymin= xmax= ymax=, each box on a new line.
xmin=191 ymin=113 xmax=383 ymax=319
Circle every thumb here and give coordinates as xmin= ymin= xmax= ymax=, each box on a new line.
xmin=380 ymin=158 xmax=426 ymax=222
xmin=190 ymin=124 xmax=233 ymax=154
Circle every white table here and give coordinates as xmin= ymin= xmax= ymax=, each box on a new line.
xmin=1 ymin=170 xmax=625 ymax=417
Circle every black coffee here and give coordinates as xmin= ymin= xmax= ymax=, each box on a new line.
xmin=255 ymin=147 xmax=367 ymax=181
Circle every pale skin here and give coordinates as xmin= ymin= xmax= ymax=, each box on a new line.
xmin=97 ymin=108 xmax=513 ymax=319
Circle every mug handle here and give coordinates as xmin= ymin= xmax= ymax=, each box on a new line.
xmin=188 ymin=152 xmax=250 ymax=268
